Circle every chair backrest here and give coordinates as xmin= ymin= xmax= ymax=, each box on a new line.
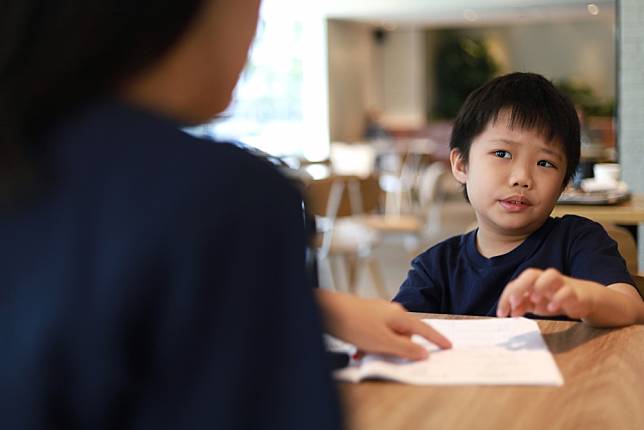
xmin=329 ymin=142 xmax=375 ymax=178
xmin=304 ymin=175 xmax=379 ymax=218
xmin=399 ymin=152 xmax=423 ymax=189
xmin=600 ymin=222 xmax=638 ymax=274
xmin=632 ymin=274 xmax=644 ymax=299
xmin=417 ymin=162 xmax=447 ymax=210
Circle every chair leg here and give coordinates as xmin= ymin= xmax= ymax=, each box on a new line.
xmin=403 ymin=233 xmax=420 ymax=252
xmin=401 ymin=189 xmax=413 ymax=213
xmin=366 ymin=257 xmax=389 ymax=299
xmin=319 ymin=254 xmax=349 ymax=292
xmin=329 ymin=255 xmax=346 ymax=292
xmin=317 ymin=255 xmax=336 ymax=291
xmin=384 ymin=190 xmax=395 ymax=215
xmin=344 ymin=254 xmax=359 ymax=295
xmin=395 ymin=190 xmax=402 ymax=215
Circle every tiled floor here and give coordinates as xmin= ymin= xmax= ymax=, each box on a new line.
xmin=318 ymin=198 xmax=477 ymax=300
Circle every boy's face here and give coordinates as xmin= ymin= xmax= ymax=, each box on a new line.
xmin=451 ymin=113 xmax=567 ymax=237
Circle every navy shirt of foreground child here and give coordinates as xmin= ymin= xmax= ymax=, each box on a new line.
xmin=0 ymin=100 xmax=342 ymax=429
xmin=393 ymin=215 xmax=634 ymax=317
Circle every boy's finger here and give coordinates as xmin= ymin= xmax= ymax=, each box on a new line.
xmin=532 ymin=298 xmax=557 ymax=315
xmin=510 ymin=298 xmax=531 ymax=317
xmin=548 ymin=286 xmax=575 ymax=314
xmin=534 ymin=268 xmax=565 ymax=298
xmin=510 ymin=269 xmax=543 ymax=310
xmin=498 ymin=269 xmax=542 ymax=317
xmin=497 ymin=283 xmax=519 ymax=317
xmin=514 ymin=268 xmax=543 ymax=291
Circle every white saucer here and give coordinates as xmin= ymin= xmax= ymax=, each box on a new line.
xmin=580 ymin=179 xmax=628 ymax=193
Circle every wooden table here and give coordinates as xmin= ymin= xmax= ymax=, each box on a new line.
xmin=339 ymin=314 xmax=644 ymax=430
xmin=552 ymin=194 xmax=644 ymax=225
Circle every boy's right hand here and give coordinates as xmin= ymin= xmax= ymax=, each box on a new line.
xmin=497 ymin=268 xmax=597 ymax=319
xmin=498 ymin=267 xmax=644 ymax=327
xmin=316 ymin=290 xmax=452 ymax=360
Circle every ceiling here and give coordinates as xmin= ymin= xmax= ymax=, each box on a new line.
xmin=301 ymin=0 xmax=615 ymax=26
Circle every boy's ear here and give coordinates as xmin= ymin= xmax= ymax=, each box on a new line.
xmin=450 ymin=148 xmax=467 ymax=184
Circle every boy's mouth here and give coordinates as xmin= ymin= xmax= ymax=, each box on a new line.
xmin=499 ymin=196 xmax=531 ymax=212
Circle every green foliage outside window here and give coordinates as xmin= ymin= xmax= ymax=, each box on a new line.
xmin=554 ymin=79 xmax=615 ymax=117
xmin=432 ymin=31 xmax=498 ymax=119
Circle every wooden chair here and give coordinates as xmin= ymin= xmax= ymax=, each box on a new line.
xmin=358 ymin=162 xmax=449 ymax=252
xmin=600 ymin=222 xmax=638 ymax=275
xmin=379 ymin=150 xmax=423 ymax=215
xmin=600 ymin=223 xmax=643 ymax=298
xmin=632 ymin=274 xmax=644 ymax=299
xmin=304 ymin=175 xmax=388 ymax=298
xmin=631 ymin=274 xmax=644 ymax=299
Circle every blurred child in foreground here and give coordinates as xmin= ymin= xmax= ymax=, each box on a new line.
xmin=0 ymin=0 xmax=449 ymax=428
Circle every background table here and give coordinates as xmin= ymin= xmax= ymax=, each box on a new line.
xmin=553 ymin=193 xmax=644 ymax=273
xmin=339 ymin=314 xmax=644 ymax=430
xmin=552 ymin=193 xmax=644 ymax=225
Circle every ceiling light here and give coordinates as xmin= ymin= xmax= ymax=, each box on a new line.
xmin=587 ymin=4 xmax=600 ymax=15
xmin=464 ymin=9 xmax=478 ymax=22
xmin=379 ymin=20 xmax=397 ymax=32
xmin=384 ymin=23 xmax=398 ymax=31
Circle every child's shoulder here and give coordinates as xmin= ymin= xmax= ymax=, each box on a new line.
xmin=554 ymin=214 xmax=599 ymax=226
xmin=550 ymin=214 xmax=605 ymax=234
xmin=415 ymin=230 xmax=474 ymax=263
xmin=544 ymin=215 xmax=613 ymax=247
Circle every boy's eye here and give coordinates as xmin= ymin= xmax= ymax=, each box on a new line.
xmin=494 ymin=150 xmax=511 ymax=159
xmin=537 ymin=160 xmax=556 ymax=168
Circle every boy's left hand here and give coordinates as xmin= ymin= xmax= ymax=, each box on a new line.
xmin=497 ymin=268 xmax=601 ymax=319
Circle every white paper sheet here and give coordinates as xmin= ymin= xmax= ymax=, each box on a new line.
xmin=334 ymin=317 xmax=563 ymax=386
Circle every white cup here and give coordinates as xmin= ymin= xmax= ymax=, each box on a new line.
xmin=593 ymin=163 xmax=620 ymax=183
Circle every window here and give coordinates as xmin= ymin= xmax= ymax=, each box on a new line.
xmin=201 ymin=1 xmax=329 ymax=161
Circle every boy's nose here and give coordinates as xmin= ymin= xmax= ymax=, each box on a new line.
xmin=509 ymin=166 xmax=533 ymax=189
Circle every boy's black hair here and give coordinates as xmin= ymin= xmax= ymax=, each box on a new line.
xmin=449 ymin=72 xmax=580 ymax=200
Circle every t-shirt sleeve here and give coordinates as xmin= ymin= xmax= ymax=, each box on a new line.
xmin=393 ymin=254 xmax=442 ymax=313
xmin=567 ymin=218 xmax=634 ymax=287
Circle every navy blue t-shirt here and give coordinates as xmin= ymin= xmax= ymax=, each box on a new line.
xmin=393 ymin=215 xmax=634 ymax=316
xmin=0 ymin=100 xmax=342 ymax=429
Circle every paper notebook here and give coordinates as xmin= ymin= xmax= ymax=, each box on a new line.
xmin=334 ymin=317 xmax=563 ymax=386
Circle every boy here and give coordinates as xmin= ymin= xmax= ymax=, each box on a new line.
xmin=393 ymin=72 xmax=644 ymax=327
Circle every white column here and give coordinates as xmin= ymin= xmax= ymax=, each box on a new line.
xmin=619 ymin=0 xmax=644 ymax=271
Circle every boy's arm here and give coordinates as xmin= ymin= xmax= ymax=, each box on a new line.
xmin=497 ymin=268 xmax=644 ymax=327
xmin=596 ymin=283 xmax=644 ymax=325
